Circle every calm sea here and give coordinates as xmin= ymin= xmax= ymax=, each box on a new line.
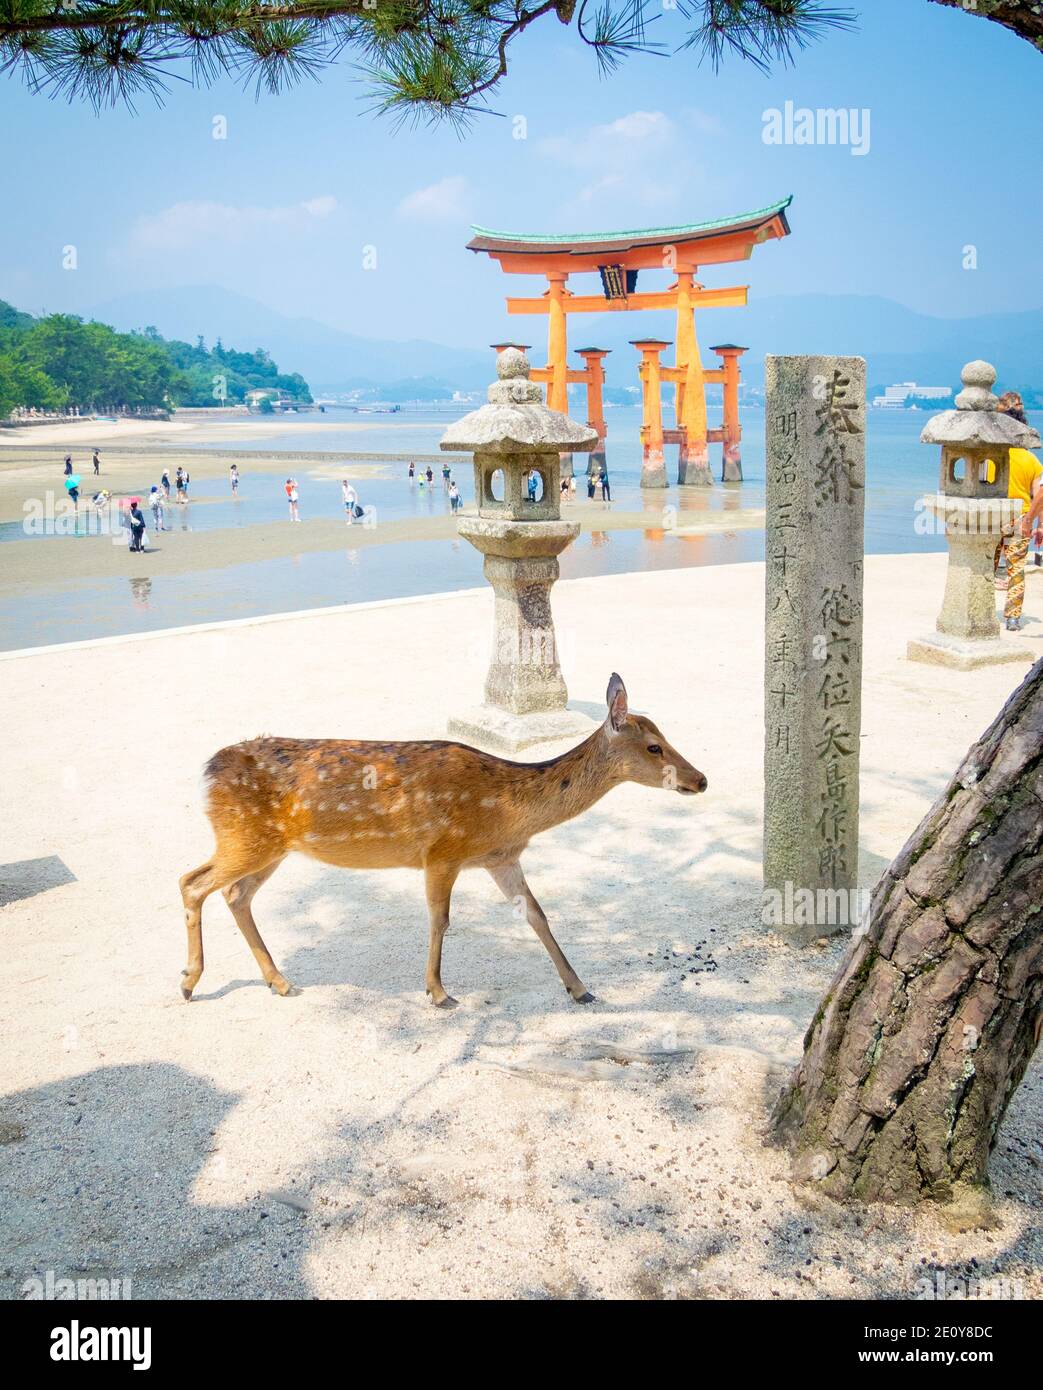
xmin=3 ymin=404 xmax=1040 ymax=651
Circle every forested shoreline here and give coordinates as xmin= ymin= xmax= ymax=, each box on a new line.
xmin=0 ymin=300 xmax=312 ymax=417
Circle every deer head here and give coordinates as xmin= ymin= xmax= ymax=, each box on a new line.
xmin=603 ymin=673 xmax=707 ymax=795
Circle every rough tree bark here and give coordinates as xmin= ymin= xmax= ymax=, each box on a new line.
xmin=772 ymin=657 xmax=1043 ymax=1207
xmin=928 ymin=1 xmax=1043 ymax=52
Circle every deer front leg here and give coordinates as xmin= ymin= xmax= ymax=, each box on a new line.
xmin=424 ymin=862 xmax=460 ymax=1009
xmin=487 ymin=861 xmax=594 ymax=1004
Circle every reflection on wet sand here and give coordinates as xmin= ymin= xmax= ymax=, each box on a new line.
xmin=129 ymin=576 xmax=152 ymax=608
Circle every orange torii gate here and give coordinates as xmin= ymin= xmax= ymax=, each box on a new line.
xmin=468 ymin=198 xmax=792 ymax=487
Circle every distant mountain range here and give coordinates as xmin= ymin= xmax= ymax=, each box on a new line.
xmin=89 ymin=286 xmax=492 ymax=397
xmin=88 ymin=284 xmax=1043 ymax=398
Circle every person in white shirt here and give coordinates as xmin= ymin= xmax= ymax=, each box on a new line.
xmin=342 ymin=479 xmax=359 ymax=523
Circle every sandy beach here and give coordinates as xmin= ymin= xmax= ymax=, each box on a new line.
xmin=0 ymin=505 xmax=763 ymax=587
xmin=0 ymin=437 xmax=765 ymax=595
xmin=0 ymin=411 xmax=450 ymax=450
xmin=1 ymin=552 xmax=1040 ymax=1300
xmin=0 ymin=446 xmax=398 ymax=527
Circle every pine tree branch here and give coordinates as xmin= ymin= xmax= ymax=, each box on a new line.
xmin=0 ymin=0 xmax=869 ymax=115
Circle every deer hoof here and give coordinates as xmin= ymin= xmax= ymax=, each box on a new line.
xmin=180 ymin=970 xmax=196 ymax=1001
xmin=269 ymin=979 xmax=299 ymax=997
xmin=571 ymin=990 xmax=596 ymax=1005
xmin=430 ymin=993 xmax=458 ymax=1010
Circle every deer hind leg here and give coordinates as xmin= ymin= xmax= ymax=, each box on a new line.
xmin=487 ymin=861 xmax=594 ymax=1004
xmin=222 ymin=856 xmax=293 ymax=997
xmin=424 ymin=862 xmax=460 ymax=1009
xmin=179 ymin=858 xmax=225 ymax=1000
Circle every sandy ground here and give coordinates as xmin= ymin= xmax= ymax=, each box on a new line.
xmin=0 ymin=447 xmax=397 ymax=526
xmin=0 ymin=443 xmax=764 ymax=583
xmin=0 ymin=412 xmax=441 ymax=450
xmin=0 ymin=505 xmax=763 ymax=587
xmin=1 ymin=553 xmax=1040 ymax=1301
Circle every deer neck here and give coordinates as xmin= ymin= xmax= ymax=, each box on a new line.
xmin=517 ymin=727 xmax=621 ymax=835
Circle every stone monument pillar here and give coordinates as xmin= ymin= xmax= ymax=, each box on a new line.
xmin=442 ymin=348 xmax=599 ymax=754
xmin=763 ymin=355 xmax=866 ymax=942
xmin=907 ymin=360 xmax=1040 ymax=670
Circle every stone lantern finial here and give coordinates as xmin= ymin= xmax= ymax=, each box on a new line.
xmin=954 ymin=359 xmax=998 ymax=412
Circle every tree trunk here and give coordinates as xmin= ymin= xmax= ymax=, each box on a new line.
xmin=772 ymin=657 xmax=1043 ymax=1206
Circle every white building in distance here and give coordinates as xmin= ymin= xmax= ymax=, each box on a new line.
xmin=872 ymin=382 xmax=953 ymax=409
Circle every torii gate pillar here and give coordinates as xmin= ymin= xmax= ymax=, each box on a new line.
xmin=576 ymin=348 xmax=609 ymax=476
xmin=712 ymin=344 xmax=747 ymax=482
xmin=675 ymin=271 xmax=712 ymax=487
xmin=632 ymin=338 xmax=670 ymax=489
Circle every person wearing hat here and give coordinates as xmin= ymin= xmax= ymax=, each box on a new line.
xmin=127 ymin=497 xmax=147 ymax=552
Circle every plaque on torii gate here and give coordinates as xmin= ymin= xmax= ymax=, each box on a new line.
xmin=467 ymin=198 xmax=792 ymax=486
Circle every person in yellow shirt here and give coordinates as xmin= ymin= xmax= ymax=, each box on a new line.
xmin=993 ymin=393 xmax=1043 ymax=631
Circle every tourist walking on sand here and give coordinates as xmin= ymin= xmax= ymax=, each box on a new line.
xmin=442 ymin=461 xmax=451 ymax=489
xmin=599 ymin=465 xmax=611 ymax=502
xmin=127 ymin=498 xmax=147 ymax=553
xmin=230 ymin=462 xmax=239 ymax=496
xmin=587 ymin=470 xmax=596 ymax=500
xmin=342 ymin=479 xmax=359 ymax=523
xmin=161 ymin=469 xmax=171 ymax=501
xmin=182 ymin=469 xmax=190 ymax=501
xmin=993 ymin=392 xmax=1043 ymax=632
xmin=408 ymin=461 xmax=415 ymax=482
xmin=285 ymin=477 xmax=300 ymax=521
xmin=92 ymin=450 xmax=100 ymax=476
xmin=425 ymin=465 xmax=434 ymax=485
xmin=175 ymin=466 xmax=186 ymax=503
xmin=448 ymin=479 xmax=461 ymax=512
xmin=63 ymin=454 xmax=72 ymax=477
xmin=149 ymin=484 xmax=165 ymax=532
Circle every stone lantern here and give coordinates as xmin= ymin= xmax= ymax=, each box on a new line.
xmin=907 ymin=360 xmax=1041 ymax=669
xmin=441 ymin=347 xmax=599 ymax=753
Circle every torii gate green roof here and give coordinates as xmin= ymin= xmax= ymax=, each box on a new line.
xmin=467 ymin=197 xmax=793 ymax=258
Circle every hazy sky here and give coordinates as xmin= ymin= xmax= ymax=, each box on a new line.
xmin=1 ymin=0 xmax=1040 ymax=348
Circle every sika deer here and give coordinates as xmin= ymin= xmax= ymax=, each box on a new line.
xmin=179 ymin=674 xmax=706 ymax=1007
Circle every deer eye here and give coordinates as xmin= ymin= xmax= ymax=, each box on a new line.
xmin=647 ymin=744 xmax=662 ymax=755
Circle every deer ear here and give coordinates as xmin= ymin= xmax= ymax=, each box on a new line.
xmin=606 ymin=673 xmax=628 ymax=732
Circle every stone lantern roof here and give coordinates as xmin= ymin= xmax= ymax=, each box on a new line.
xmin=920 ymin=360 xmax=1041 ymax=450
xmin=440 ymin=348 xmax=598 ymax=456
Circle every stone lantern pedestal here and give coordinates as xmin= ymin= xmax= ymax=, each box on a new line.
xmin=442 ymin=348 xmax=600 ymax=754
xmin=908 ymin=360 xmax=1041 ymax=671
